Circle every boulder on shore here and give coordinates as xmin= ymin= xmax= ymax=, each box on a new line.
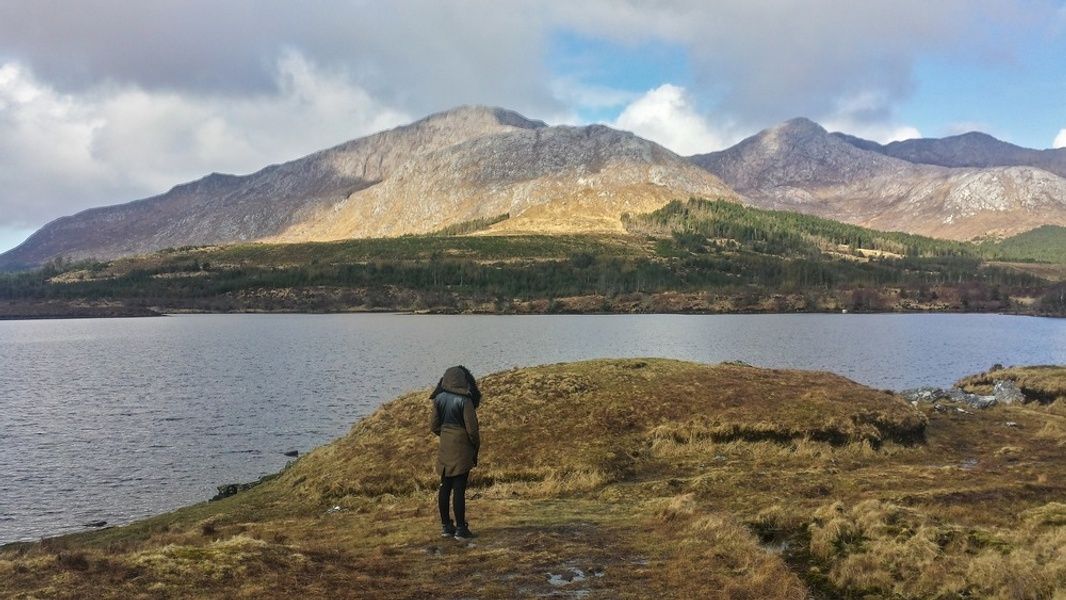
xmin=993 ymin=379 xmax=1026 ymax=405
xmin=901 ymin=387 xmax=997 ymax=409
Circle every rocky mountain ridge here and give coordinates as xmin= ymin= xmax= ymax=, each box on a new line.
xmin=691 ymin=118 xmax=1066 ymax=239
xmin=833 ymin=130 xmax=1066 ymax=178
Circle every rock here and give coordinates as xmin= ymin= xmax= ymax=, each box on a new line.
xmin=83 ymin=520 xmax=107 ymax=528
xmin=283 ymin=450 xmax=299 ymax=457
xmin=212 ymin=483 xmax=253 ymax=501
xmin=900 ymin=387 xmax=996 ymax=409
xmin=210 ymin=472 xmax=279 ymax=501
xmin=962 ymin=393 xmax=997 ymax=410
xmin=993 ymin=380 xmax=1026 ymax=405
xmin=900 ymin=387 xmax=941 ymax=403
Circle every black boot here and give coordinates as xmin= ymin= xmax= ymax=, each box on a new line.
xmin=441 ymin=520 xmax=456 ymax=537
xmin=454 ymin=523 xmax=475 ymax=539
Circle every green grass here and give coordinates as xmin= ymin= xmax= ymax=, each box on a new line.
xmin=979 ymin=225 xmax=1066 ymax=264
xmin=429 ymin=213 xmax=510 ymax=236
xmin=625 ymin=198 xmax=975 ymax=258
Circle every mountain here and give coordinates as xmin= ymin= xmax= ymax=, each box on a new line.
xmin=271 ymin=123 xmax=736 ymax=242
xmin=833 ymin=130 xmax=1066 ymax=178
xmin=691 ymin=118 xmax=1066 ymax=240
xmin=6 ymin=108 xmax=1066 ymax=269
xmin=0 ymin=106 xmax=737 ymax=269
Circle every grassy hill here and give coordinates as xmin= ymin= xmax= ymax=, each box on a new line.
xmin=623 ymin=199 xmax=975 ymax=258
xmin=2 ymin=359 xmax=1063 ymax=599
xmin=979 ymin=225 xmax=1066 ymax=264
xmin=1 ymin=199 xmax=1063 ymax=317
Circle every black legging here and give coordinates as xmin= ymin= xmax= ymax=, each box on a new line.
xmin=438 ymin=471 xmax=469 ymax=525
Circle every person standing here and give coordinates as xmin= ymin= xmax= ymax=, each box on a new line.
xmin=430 ymin=366 xmax=481 ymax=539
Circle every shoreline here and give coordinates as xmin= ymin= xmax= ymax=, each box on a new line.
xmin=1 ymin=306 xmax=1062 ymax=322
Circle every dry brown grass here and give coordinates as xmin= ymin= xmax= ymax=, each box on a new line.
xmin=282 ymin=360 xmax=926 ymax=503
xmin=1 ymin=359 xmax=1063 ymax=599
xmin=808 ymin=498 xmax=1066 ymax=599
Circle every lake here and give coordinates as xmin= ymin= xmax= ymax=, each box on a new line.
xmin=1 ymin=313 xmax=1063 ymax=543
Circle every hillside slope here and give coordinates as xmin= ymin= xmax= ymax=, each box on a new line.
xmin=2 ymin=359 xmax=1063 ymax=599
xmin=271 ymin=124 xmax=737 ymax=241
xmin=0 ymin=107 xmax=544 ymax=268
xmin=4 ymin=198 xmax=1062 ymax=318
xmin=692 ymin=118 xmax=1066 ymax=240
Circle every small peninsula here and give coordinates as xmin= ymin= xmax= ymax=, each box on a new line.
xmin=2 ymin=360 xmax=1063 ymax=599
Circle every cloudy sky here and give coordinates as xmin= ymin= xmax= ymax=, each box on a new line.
xmin=1 ymin=0 xmax=1065 ymax=253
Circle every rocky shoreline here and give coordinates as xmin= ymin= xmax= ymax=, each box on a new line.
xmin=902 ymin=379 xmax=1026 ymax=410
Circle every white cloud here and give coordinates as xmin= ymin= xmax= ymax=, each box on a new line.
xmin=550 ymin=77 xmax=637 ymax=111
xmin=553 ymin=0 xmax=1046 ymax=125
xmin=820 ymin=90 xmax=921 ymax=143
xmin=824 ymin=119 xmax=922 ymax=144
xmin=0 ymin=54 xmax=409 ymax=231
xmin=944 ymin=121 xmax=990 ymax=136
xmin=612 ymin=84 xmax=736 ymax=155
xmin=1054 ymin=129 xmax=1066 ymax=149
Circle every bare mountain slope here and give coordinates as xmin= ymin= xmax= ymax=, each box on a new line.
xmin=692 ymin=118 xmax=1066 ymax=240
xmin=1 ymin=107 xmax=736 ymax=268
xmin=273 ymin=124 xmax=738 ymax=241
xmin=0 ymin=107 xmax=547 ymax=268
xmin=833 ymin=130 xmax=1066 ymax=178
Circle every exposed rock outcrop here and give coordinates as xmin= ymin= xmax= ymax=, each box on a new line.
xmin=901 ymin=387 xmax=997 ymax=410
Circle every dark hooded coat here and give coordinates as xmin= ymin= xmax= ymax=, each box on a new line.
xmin=430 ymin=366 xmax=480 ymax=477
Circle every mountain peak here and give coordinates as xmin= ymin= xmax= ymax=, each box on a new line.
xmin=415 ymin=105 xmax=548 ymax=131
xmin=774 ymin=117 xmax=827 ymax=137
xmin=756 ymin=117 xmax=831 ymax=150
xmin=691 ymin=116 xmax=899 ymax=194
xmin=951 ymin=131 xmax=998 ymax=142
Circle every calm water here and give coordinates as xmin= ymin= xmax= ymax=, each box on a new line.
xmin=1 ymin=313 xmax=1063 ymax=543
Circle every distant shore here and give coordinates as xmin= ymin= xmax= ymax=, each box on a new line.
xmin=0 ymin=301 xmax=161 ymax=320
xmin=0 ymin=301 xmax=1062 ymax=321
xmin=1 ymin=304 xmax=1063 ymax=321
